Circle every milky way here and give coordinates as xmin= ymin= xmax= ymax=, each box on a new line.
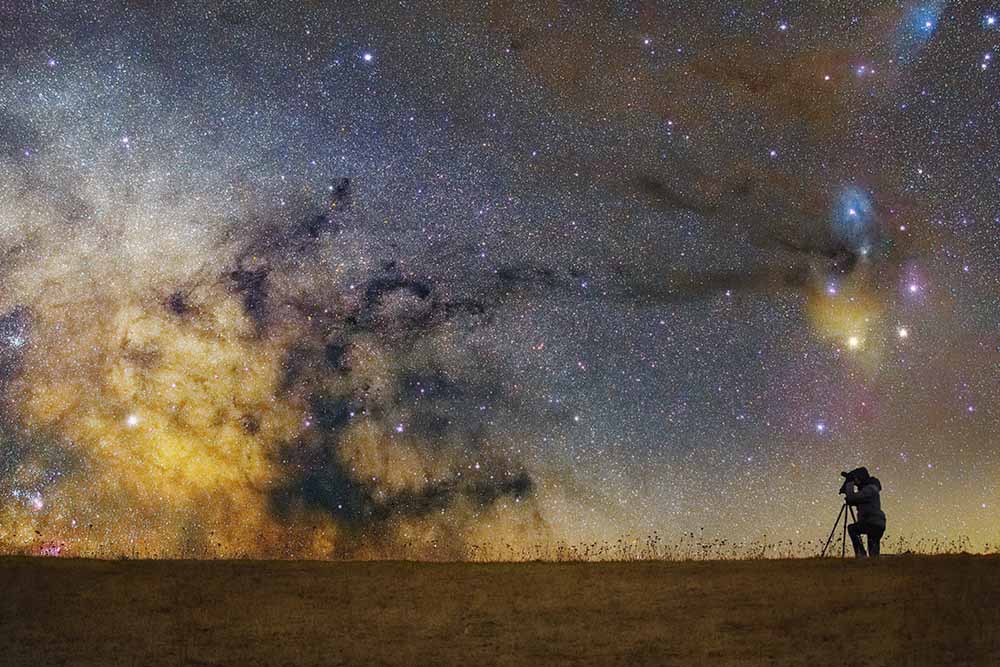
xmin=1 ymin=1 xmax=998 ymax=558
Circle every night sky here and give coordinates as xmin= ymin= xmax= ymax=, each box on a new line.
xmin=1 ymin=1 xmax=998 ymax=558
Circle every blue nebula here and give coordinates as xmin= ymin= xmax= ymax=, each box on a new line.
xmin=896 ymin=2 xmax=944 ymax=62
xmin=832 ymin=187 xmax=879 ymax=255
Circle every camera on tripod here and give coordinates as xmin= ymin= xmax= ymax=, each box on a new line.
xmin=822 ymin=469 xmax=863 ymax=557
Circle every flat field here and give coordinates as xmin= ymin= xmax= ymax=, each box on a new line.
xmin=1 ymin=554 xmax=998 ymax=666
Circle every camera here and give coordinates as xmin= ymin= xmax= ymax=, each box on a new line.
xmin=839 ymin=470 xmax=855 ymax=494
xmin=839 ymin=467 xmax=869 ymax=494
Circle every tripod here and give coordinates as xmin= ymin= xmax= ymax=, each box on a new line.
xmin=821 ymin=501 xmax=858 ymax=557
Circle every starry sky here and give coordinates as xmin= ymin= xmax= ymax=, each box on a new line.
xmin=1 ymin=0 xmax=998 ymax=558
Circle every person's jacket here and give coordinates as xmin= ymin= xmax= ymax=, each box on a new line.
xmin=845 ymin=478 xmax=886 ymax=528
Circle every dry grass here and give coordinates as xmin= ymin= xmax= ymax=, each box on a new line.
xmin=2 ymin=554 xmax=999 ymax=666
xmin=7 ymin=530 xmax=992 ymax=561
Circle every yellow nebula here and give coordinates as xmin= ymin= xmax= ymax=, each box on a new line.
xmin=806 ymin=276 xmax=886 ymax=367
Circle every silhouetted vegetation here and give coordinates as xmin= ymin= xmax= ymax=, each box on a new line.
xmin=3 ymin=530 xmax=994 ymax=561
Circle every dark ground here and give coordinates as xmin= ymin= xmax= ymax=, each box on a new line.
xmin=1 ymin=554 xmax=998 ymax=666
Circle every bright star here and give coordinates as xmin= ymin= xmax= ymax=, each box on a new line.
xmin=847 ymin=335 xmax=861 ymax=349
xmin=362 ymin=52 xmax=373 ymax=62
xmin=897 ymin=327 xmax=909 ymax=339
xmin=125 ymin=414 xmax=140 ymax=428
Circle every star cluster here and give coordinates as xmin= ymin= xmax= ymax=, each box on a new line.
xmin=0 ymin=0 xmax=998 ymax=558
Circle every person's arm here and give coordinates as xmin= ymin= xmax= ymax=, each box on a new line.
xmin=844 ymin=483 xmax=876 ymax=506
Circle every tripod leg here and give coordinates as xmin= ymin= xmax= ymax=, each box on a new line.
xmin=841 ymin=503 xmax=847 ymax=557
xmin=847 ymin=506 xmax=860 ymax=557
xmin=821 ymin=503 xmax=847 ymax=557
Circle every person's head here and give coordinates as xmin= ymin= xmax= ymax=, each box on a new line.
xmin=849 ymin=467 xmax=870 ymax=485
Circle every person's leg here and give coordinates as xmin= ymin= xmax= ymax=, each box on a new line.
xmin=868 ymin=526 xmax=884 ymax=558
xmin=847 ymin=522 xmax=867 ymax=557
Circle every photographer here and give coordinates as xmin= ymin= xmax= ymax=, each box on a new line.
xmin=839 ymin=467 xmax=886 ymax=558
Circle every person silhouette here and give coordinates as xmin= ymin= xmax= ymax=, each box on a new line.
xmin=840 ymin=467 xmax=886 ymax=558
